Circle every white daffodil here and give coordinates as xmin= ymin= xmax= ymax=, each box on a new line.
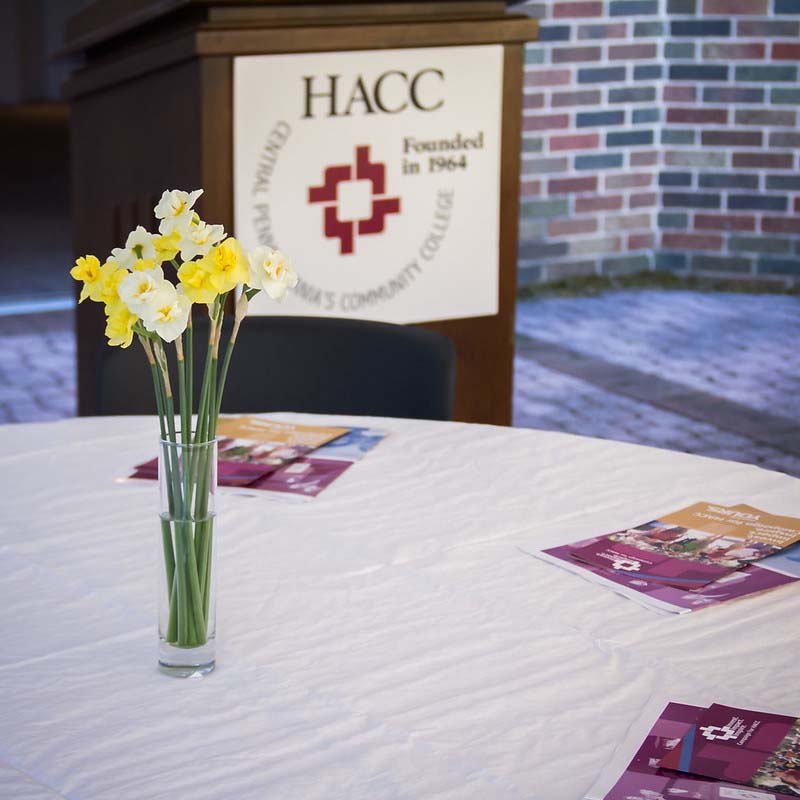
xmin=142 ymin=284 xmax=192 ymax=342
xmin=118 ymin=266 xmax=166 ymax=319
xmin=111 ymin=226 xmax=159 ymax=268
xmin=179 ymin=220 xmax=226 ymax=261
xmin=154 ymin=189 xmax=203 ymax=236
xmin=247 ymin=246 xmax=298 ymax=301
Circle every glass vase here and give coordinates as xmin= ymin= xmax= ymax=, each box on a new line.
xmin=157 ymin=437 xmax=217 ymax=677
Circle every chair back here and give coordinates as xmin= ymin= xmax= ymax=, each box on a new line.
xmin=96 ymin=315 xmax=456 ymax=420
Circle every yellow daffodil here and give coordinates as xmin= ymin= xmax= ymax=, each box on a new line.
xmin=132 ymin=258 xmax=156 ymax=271
xmin=177 ymin=259 xmax=218 ymax=304
xmin=70 ymin=254 xmax=102 ymax=303
xmin=203 ymin=237 xmax=249 ymax=294
xmin=104 ymin=301 xmax=137 ymax=348
xmin=246 ymin=246 xmax=298 ymax=301
xmin=154 ymin=230 xmax=182 ymax=263
xmin=96 ymin=260 xmax=128 ymax=306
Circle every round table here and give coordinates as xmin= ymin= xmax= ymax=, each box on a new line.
xmin=1 ymin=415 xmax=798 ymax=799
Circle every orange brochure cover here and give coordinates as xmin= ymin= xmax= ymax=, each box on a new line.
xmin=216 ymin=416 xmax=350 ymax=451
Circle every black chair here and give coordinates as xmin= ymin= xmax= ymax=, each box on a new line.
xmin=96 ymin=315 xmax=456 ymax=420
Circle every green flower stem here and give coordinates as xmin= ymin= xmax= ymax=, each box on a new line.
xmin=140 ymin=335 xmax=178 ymax=639
xmin=176 ymin=336 xmax=189 ymax=447
xmin=155 ymin=340 xmax=207 ymax=646
xmin=214 ymin=317 xmax=240 ymax=422
xmin=186 ymin=315 xmax=193 ymax=429
xmin=191 ymin=300 xmax=226 ymax=618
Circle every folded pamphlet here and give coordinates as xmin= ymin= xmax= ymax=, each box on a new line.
xmin=596 ymin=701 xmax=794 ymax=799
xmin=534 ymin=502 xmax=800 ymax=614
xmin=129 ymin=417 xmax=387 ymax=499
xmin=661 ymin=703 xmax=800 ymax=796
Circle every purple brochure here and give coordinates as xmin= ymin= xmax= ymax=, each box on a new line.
xmin=571 ymin=536 xmax=731 ymax=590
xmin=541 ymin=537 xmax=798 ymax=614
xmin=661 ymin=703 xmax=800 ymax=795
xmin=603 ymin=702 xmax=782 ymax=799
xmin=247 ymin=456 xmax=351 ymax=497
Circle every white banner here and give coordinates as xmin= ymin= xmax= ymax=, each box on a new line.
xmin=234 ymin=45 xmax=503 ymax=323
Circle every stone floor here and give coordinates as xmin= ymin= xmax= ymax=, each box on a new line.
xmin=514 ymin=291 xmax=800 ymax=478
xmin=0 ymin=291 xmax=798 ymax=477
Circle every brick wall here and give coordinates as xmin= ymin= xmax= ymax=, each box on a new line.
xmin=518 ymin=0 xmax=800 ymax=284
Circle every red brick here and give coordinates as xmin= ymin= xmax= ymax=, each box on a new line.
xmin=629 ymin=233 xmax=656 ymax=250
xmin=604 ymin=213 xmax=651 ymax=232
xmin=523 ymin=113 xmax=570 ymax=132
xmin=695 ymin=214 xmax=756 ymax=232
xmin=548 ymin=176 xmax=598 ymax=194
xmin=703 ymin=0 xmax=767 ymax=11
xmin=548 ymin=218 xmax=599 ymax=236
xmin=550 ymin=133 xmax=600 ymax=151
xmin=667 ymin=107 xmax=728 ymax=125
xmin=554 ymin=1 xmax=604 ymax=17
xmin=732 ymin=152 xmax=794 ymax=169
xmin=523 ymin=93 xmax=545 ymax=110
xmin=552 ymin=46 xmax=602 ymax=64
xmin=663 ymin=232 xmax=723 ymax=251
xmin=630 ymin=151 xmax=659 ymax=167
xmin=606 ymin=173 xmax=653 ymax=190
xmin=762 ymin=217 xmax=800 ymax=234
xmin=525 ymin=70 xmax=571 ymax=88
xmin=703 ymin=42 xmax=765 ymax=59
xmin=576 ymin=195 xmax=624 ymax=212
xmin=773 ymin=43 xmax=800 ymax=61
xmin=663 ymin=85 xmax=696 ymax=102
xmin=609 ymin=44 xmax=658 ymax=60
xmin=630 ymin=192 xmax=658 ymax=209
xmin=520 ymin=179 xmax=542 ymax=197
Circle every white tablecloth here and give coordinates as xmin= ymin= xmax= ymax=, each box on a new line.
xmin=1 ymin=414 xmax=798 ymax=800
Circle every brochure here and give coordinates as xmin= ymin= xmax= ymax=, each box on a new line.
xmin=131 ymin=417 xmax=350 ymax=483
xmin=598 ymin=701 xmax=785 ymax=800
xmin=229 ymin=426 xmax=388 ymax=499
xmin=661 ymin=703 xmax=800 ymax=796
xmin=130 ymin=420 xmax=388 ymax=500
xmin=568 ymin=502 xmax=800 ymax=591
xmin=569 ymin=536 xmax=731 ymax=590
xmin=534 ymin=503 xmax=800 ymax=614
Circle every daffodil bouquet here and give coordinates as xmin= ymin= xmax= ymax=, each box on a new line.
xmin=70 ymin=189 xmax=297 ymax=667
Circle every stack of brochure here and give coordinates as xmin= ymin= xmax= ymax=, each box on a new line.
xmin=535 ymin=502 xmax=800 ymax=614
xmin=130 ymin=416 xmax=388 ymax=500
xmin=594 ymin=701 xmax=800 ymax=798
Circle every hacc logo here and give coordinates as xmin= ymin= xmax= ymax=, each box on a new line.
xmin=700 ymin=725 xmax=738 ymax=742
xmin=308 ymin=145 xmax=401 ymax=255
xmin=611 ymin=557 xmax=642 ymax=572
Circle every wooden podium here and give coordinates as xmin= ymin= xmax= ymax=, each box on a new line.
xmin=65 ymin=1 xmax=537 ymax=423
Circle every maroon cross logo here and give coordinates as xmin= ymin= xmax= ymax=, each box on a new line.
xmin=308 ymin=145 xmax=401 ymax=255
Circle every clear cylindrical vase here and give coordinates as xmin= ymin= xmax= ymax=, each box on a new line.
xmin=158 ymin=437 xmax=217 ymax=677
